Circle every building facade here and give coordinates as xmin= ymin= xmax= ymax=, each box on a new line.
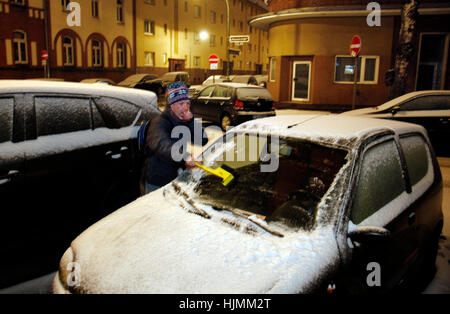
xmin=1 ymin=0 xmax=269 ymax=84
xmin=250 ymin=0 xmax=450 ymax=110
xmin=0 ymin=0 xmax=47 ymax=79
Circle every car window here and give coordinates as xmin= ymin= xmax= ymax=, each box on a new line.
xmin=199 ymin=86 xmax=215 ymax=97
xmin=399 ymin=95 xmax=450 ymax=111
xmin=94 ymin=97 xmax=140 ymax=129
xmin=351 ymin=139 xmax=406 ymax=225
xmin=237 ymin=88 xmax=273 ymax=100
xmin=211 ymin=86 xmax=231 ymax=98
xmin=399 ymin=135 xmax=431 ymax=187
xmin=0 ymin=97 xmax=14 ymax=143
xmin=35 ymin=97 xmax=91 ymax=137
xmin=177 ymin=134 xmax=348 ymax=230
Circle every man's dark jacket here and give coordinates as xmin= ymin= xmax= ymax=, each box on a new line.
xmin=145 ymin=109 xmax=208 ymax=186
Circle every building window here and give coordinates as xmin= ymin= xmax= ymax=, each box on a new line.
xmin=238 ymin=60 xmax=242 ymax=70
xmin=334 ymin=55 xmax=380 ymax=84
xmin=193 ymin=56 xmax=200 ymax=68
xmin=269 ymin=57 xmax=276 ymax=82
xmin=184 ymin=1 xmax=188 ymax=12
xmin=239 ymin=21 xmax=243 ymax=32
xmin=210 ymin=11 xmax=216 ymax=24
xmin=221 ymin=14 xmax=224 ymax=24
xmin=184 ymin=28 xmax=188 ymax=40
xmin=220 ymin=36 xmax=223 ymax=46
xmin=91 ymin=0 xmax=99 ymax=18
xmin=248 ymin=44 xmax=252 ymax=53
xmin=92 ymin=40 xmax=102 ymax=67
xmin=210 ymin=34 xmax=216 ymax=47
xmin=194 ymin=5 xmax=201 ymax=18
xmin=63 ymin=37 xmax=74 ymax=66
xmin=145 ymin=51 xmax=155 ymax=66
xmin=248 ymin=61 xmax=252 ymax=70
xmin=10 ymin=0 xmax=25 ymax=6
xmin=194 ymin=32 xmax=200 ymax=43
xmin=13 ymin=31 xmax=28 ymax=65
xmin=117 ymin=0 xmax=124 ymax=23
xmin=164 ymin=24 xmax=168 ymax=35
xmin=163 ymin=53 xmax=168 ymax=65
xmin=144 ymin=0 xmax=155 ymax=4
xmin=144 ymin=20 xmax=155 ymax=35
xmin=117 ymin=42 xmax=126 ymax=68
xmin=239 ymin=0 xmax=243 ymax=11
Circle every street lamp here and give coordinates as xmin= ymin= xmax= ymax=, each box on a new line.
xmin=199 ymin=30 xmax=209 ymax=41
xmin=224 ymin=0 xmax=230 ymax=80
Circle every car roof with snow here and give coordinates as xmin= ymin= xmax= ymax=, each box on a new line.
xmin=0 ymin=80 xmax=157 ymax=104
xmin=233 ymin=114 xmax=428 ymax=145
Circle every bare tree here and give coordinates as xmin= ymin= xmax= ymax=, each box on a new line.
xmin=388 ymin=0 xmax=421 ymax=99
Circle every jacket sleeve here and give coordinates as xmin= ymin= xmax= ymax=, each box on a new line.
xmin=146 ymin=117 xmax=186 ymax=166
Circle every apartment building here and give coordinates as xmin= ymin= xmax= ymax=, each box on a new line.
xmin=251 ymin=0 xmax=450 ymax=110
xmin=0 ymin=0 xmax=46 ymax=79
xmin=1 ymin=0 xmax=269 ymax=84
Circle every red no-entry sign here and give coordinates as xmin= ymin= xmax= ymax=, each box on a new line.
xmin=350 ymin=36 xmax=361 ymax=57
xmin=41 ymin=50 xmax=49 ymax=61
xmin=209 ymin=54 xmax=219 ymax=64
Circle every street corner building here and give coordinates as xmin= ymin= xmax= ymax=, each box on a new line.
xmin=250 ymin=0 xmax=450 ymax=111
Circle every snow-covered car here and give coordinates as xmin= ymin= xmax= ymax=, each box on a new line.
xmin=0 ymin=80 xmax=160 ymax=289
xmin=341 ymin=90 xmax=450 ymax=157
xmin=52 ymin=115 xmax=443 ymax=294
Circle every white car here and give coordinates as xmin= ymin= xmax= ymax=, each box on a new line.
xmin=342 ymin=90 xmax=450 ymax=157
xmin=52 ymin=115 xmax=443 ymax=294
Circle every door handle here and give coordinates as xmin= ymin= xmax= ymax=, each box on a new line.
xmin=120 ymin=146 xmax=129 ymax=152
xmin=408 ymin=212 xmax=416 ymax=226
xmin=105 ymin=151 xmax=122 ymax=160
xmin=0 ymin=170 xmax=20 ymax=185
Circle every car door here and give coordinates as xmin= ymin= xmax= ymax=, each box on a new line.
xmin=210 ymin=85 xmax=232 ymax=122
xmin=191 ymin=85 xmax=216 ymax=120
xmin=0 ymin=95 xmax=28 ymax=289
xmin=90 ymin=96 xmax=142 ymax=212
xmin=337 ymin=136 xmax=420 ymax=293
xmin=391 ymin=95 xmax=450 ymax=157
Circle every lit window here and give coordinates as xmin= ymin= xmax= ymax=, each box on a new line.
xmin=210 ymin=11 xmax=216 ymax=24
xmin=117 ymin=0 xmax=123 ymax=23
xmin=334 ymin=55 xmax=379 ymax=84
xmin=269 ymin=57 xmax=276 ymax=82
xmin=13 ymin=31 xmax=28 ymax=64
xmin=92 ymin=40 xmax=102 ymax=67
xmin=145 ymin=51 xmax=155 ymax=66
xmin=63 ymin=37 xmax=74 ymax=66
xmin=193 ymin=56 xmax=200 ymax=68
xmin=117 ymin=42 xmax=126 ymax=68
xmin=144 ymin=20 xmax=155 ymax=35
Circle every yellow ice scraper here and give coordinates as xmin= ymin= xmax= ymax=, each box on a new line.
xmin=195 ymin=162 xmax=235 ymax=186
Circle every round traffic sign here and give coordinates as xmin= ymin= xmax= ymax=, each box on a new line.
xmin=209 ymin=54 xmax=219 ymax=64
xmin=41 ymin=50 xmax=49 ymax=61
xmin=350 ymin=36 xmax=361 ymax=57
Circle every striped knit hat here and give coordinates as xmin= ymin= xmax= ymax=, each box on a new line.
xmin=166 ymin=82 xmax=190 ymax=107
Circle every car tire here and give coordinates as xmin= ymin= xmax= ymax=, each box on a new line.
xmin=221 ymin=114 xmax=232 ymax=131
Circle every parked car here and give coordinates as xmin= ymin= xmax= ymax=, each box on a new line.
xmin=160 ymin=71 xmax=191 ymax=89
xmin=231 ymin=74 xmax=258 ymax=85
xmin=341 ymin=90 xmax=450 ymax=157
xmin=255 ymin=75 xmax=268 ymax=88
xmin=189 ymin=75 xmax=232 ymax=96
xmin=53 ymin=115 xmax=443 ymax=294
xmin=0 ymin=80 xmax=160 ymax=289
xmin=118 ymin=74 xmax=163 ymax=95
xmin=190 ymin=82 xmax=276 ymax=130
xmin=80 ymin=78 xmax=116 ymax=85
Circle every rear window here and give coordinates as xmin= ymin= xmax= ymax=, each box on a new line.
xmin=94 ymin=97 xmax=141 ymax=129
xmin=0 ymin=97 xmax=14 ymax=143
xmin=400 ymin=95 xmax=450 ymax=111
xmin=237 ymin=88 xmax=273 ymax=100
xmin=399 ymin=135 xmax=430 ymax=187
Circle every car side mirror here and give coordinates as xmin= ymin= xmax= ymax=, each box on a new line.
xmin=391 ymin=105 xmax=400 ymax=115
xmin=347 ymin=224 xmax=390 ymax=246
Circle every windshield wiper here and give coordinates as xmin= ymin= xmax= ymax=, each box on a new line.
xmin=171 ymin=182 xmax=211 ymax=219
xmin=199 ymin=200 xmax=284 ymax=238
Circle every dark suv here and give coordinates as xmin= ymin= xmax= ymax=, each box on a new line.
xmin=190 ymin=83 xmax=276 ymax=130
xmin=0 ymin=80 xmax=160 ymax=289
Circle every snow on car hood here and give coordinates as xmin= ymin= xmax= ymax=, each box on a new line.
xmin=68 ymin=186 xmax=339 ymax=294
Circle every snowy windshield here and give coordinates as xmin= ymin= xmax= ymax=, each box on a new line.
xmin=177 ymin=133 xmax=348 ymax=230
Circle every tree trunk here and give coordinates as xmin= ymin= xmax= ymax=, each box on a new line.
xmin=389 ymin=0 xmax=421 ymax=100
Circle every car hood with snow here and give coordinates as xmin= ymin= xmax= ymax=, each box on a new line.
xmin=53 ymin=186 xmax=340 ymax=294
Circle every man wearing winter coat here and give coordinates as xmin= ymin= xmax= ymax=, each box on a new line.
xmin=144 ymin=82 xmax=208 ymax=193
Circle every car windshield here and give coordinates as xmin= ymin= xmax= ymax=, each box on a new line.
xmin=237 ymin=88 xmax=273 ymax=101
xmin=176 ymin=133 xmax=348 ymax=230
